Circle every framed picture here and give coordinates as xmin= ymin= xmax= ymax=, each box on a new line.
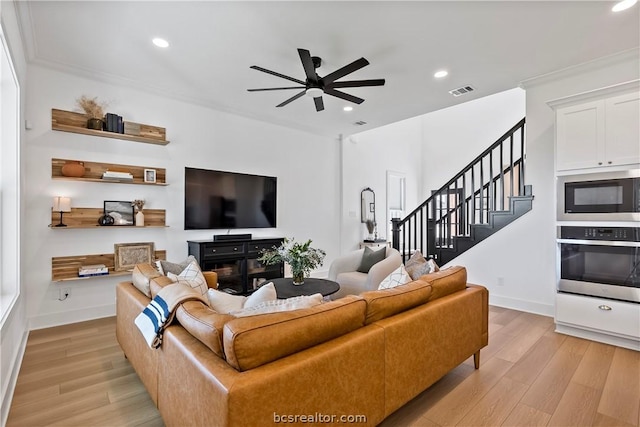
xmin=104 ymin=200 xmax=134 ymax=226
xmin=144 ymin=169 xmax=157 ymax=183
xmin=114 ymin=242 xmax=155 ymax=271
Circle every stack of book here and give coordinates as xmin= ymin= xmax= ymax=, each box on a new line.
xmin=104 ymin=113 xmax=124 ymax=133
xmin=102 ymin=170 xmax=133 ymax=181
xmin=78 ymin=264 xmax=109 ymax=277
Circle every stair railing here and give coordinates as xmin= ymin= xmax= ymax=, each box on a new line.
xmin=392 ymin=118 xmax=526 ymax=262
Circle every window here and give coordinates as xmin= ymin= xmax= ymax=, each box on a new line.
xmin=0 ymin=24 xmax=21 ymax=324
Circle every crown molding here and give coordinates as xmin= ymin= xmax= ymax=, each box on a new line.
xmin=519 ymin=48 xmax=640 ymax=90
xmin=546 ymin=79 xmax=640 ymax=109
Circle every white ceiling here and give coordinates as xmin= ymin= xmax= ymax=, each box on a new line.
xmin=17 ymin=1 xmax=640 ymax=137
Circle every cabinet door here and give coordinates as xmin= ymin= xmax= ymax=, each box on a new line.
xmin=556 ymin=100 xmax=605 ymax=171
xmin=201 ymin=259 xmax=245 ymax=294
xmin=605 ymin=91 xmax=640 ymax=167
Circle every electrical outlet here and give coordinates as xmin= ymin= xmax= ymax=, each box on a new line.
xmin=497 ymin=277 xmax=505 ymax=287
xmin=59 ymin=288 xmax=71 ymax=300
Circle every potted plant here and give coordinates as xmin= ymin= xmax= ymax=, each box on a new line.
xmin=76 ymin=95 xmax=107 ymax=130
xmin=259 ymin=238 xmax=326 ymax=285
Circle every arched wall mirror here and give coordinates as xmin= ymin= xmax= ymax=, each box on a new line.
xmin=361 ymin=187 xmax=376 ymax=224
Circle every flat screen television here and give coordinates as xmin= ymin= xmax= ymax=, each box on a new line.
xmin=184 ymin=167 xmax=277 ymax=230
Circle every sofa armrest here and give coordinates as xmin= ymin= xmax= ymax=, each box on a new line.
xmin=328 ymin=249 xmax=364 ymax=280
xmin=363 ymin=249 xmax=402 ymax=291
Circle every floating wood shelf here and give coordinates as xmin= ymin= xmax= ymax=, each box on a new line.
xmin=52 ymin=109 xmax=169 ymax=146
xmin=50 ymin=207 xmax=166 ymax=228
xmin=52 ymin=250 xmax=166 ymax=282
xmin=52 ymin=158 xmax=167 ymax=185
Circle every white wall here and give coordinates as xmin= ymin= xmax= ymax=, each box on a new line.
xmin=450 ymin=50 xmax=640 ymax=315
xmin=0 ymin=0 xmax=28 ymax=424
xmin=420 ymin=88 xmax=526 ymax=196
xmin=341 ymin=117 xmax=423 ymax=253
xmin=24 ymin=65 xmax=341 ymax=329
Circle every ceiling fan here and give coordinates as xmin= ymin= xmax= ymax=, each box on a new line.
xmin=248 ymin=48 xmax=385 ymax=112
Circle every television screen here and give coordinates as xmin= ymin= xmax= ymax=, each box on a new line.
xmin=184 ymin=167 xmax=277 ymax=229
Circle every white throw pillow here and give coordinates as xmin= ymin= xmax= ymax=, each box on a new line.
xmin=207 ymin=289 xmax=248 ymax=313
xmin=230 ymin=293 xmax=323 ymax=317
xmin=378 ymin=265 xmax=411 ymax=290
xmin=244 ymin=282 xmax=277 ymax=308
xmin=167 ymin=260 xmax=208 ymax=295
xmin=206 ymin=282 xmax=277 ymax=314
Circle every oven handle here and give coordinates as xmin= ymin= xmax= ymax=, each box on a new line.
xmin=557 ymin=239 xmax=640 ymax=247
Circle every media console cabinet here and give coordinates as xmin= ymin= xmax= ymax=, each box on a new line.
xmin=187 ymin=237 xmax=284 ymax=295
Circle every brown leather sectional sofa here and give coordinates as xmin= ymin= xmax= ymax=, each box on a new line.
xmin=116 ymin=265 xmax=488 ymax=426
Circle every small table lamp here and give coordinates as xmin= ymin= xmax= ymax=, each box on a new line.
xmin=53 ymin=196 xmax=71 ymax=227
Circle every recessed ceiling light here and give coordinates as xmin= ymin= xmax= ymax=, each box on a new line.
xmin=152 ymin=38 xmax=169 ymax=48
xmin=434 ymin=70 xmax=448 ymax=78
xmin=612 ymin=0 xmax=637 ymax=12
xmin=343 ymin=106 xmax=353 ymax=112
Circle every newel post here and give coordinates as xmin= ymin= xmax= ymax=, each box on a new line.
xmin=391 ymin=218 xmax=401 ymax=251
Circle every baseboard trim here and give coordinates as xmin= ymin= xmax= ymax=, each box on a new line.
xmin=489 ymin=294 xmax=554 ymax=317
xmin=555 ymin=323 xmax=640 ymax=351
xmin=29 ymin=303 xmax=115 ymax=330
xmin=1 ymin=327 xmax=29 ymax=427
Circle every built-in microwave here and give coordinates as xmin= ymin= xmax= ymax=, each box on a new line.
xmin=557 ymin=170 xmax=640 ymax=221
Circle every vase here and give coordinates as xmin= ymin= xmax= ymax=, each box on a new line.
xmin=98 ymin=213 xmax=114 ymax=226
xmin=87 ymin=118 xmax=103 ymax=130
xmin=292 ymin=270 xmax=305 ymax=286
xmin=61 ymin=161 xmax=85 ymax=178
xmin=135 ymin=211 xmax=145 ymax=227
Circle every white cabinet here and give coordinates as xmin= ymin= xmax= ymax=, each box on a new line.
xmin=605 ymin=91 xmax=640 ymax=167
xmin=556 ymin=100 xmax=604 ymax=171
xmin=556 ymin=293 xmax=640 ymax=350
xmin=553 ymin=85 xmax=640 ymax=172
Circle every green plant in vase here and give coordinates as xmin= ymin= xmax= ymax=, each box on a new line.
xmin=258 ymin=238 xmax=326 ymax=285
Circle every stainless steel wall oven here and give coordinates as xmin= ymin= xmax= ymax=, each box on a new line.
xmin=558 ymin=226 xmax=640 ymax=303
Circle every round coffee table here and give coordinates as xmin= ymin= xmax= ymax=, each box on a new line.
xmin=270 ymin=278 xmax=340 ymax=299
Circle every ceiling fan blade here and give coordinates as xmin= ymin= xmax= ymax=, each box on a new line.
xmin=247 ymin=86 xmax=305 ymax=92
xmin=276 ymin=90 xmax=306 ymax=108
xmin=324 ymin=88 xmax=364 ymax=104
xmin=321 ymin=57 xmax=370 ymax=85
xmin=250 ymin=65 xmax=306 ymax=86
xmin=298 ymin=48 xmax=317 ymax=83
xmin=327 ymin=79 xmax=385 ymax=89
xmin=314 ymin=96 xmax=324 ymax=112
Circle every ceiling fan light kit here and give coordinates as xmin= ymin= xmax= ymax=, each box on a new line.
xmin=248 ymin=48 xmax=385 ymax=112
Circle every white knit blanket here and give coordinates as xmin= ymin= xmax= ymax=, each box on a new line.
xmin=134 ymin=282 xmax=207 ymax=349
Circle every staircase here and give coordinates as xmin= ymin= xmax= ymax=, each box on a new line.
xmin=391 ymin=118 xmax=533 ymax=265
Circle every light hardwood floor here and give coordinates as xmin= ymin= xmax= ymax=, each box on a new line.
xmin=7 ymin=306 xmax=640 ymax=426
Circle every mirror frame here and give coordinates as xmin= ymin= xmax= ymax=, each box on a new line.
xmin=361 ymin=187 xmax=376 ymax=223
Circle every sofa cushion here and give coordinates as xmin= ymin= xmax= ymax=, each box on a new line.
xmin=361 ymin=279 xmax=433 ymax=324
xmin=223 ymin=295 xmax=366 ymax=371
xmin=175 ymin=300 xmax=234 ymax=358
xmin=336 ymin=271 xmax=368 ymax=288
xmin=150 ymin=275 xmax=174 ymax=298
xmin=357 ymin=246 xmax=387 ymax=273
xmin=131 ymin=263 xmax=162 ymax=298
xmin=422 ymin=266 xmax=467 ymax=301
